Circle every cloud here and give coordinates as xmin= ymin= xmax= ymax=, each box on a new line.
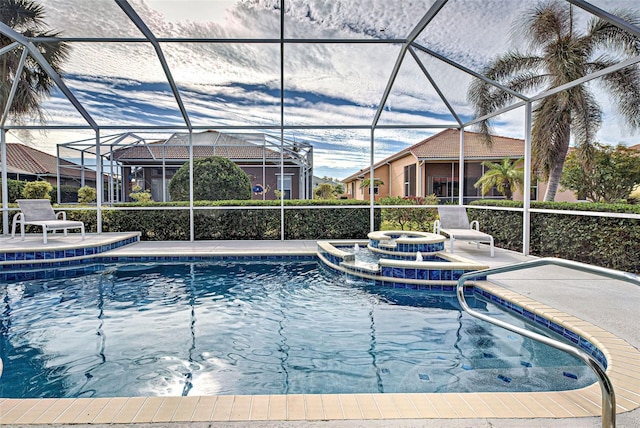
xmin=17 ymin=0 xmax=640 ymax=180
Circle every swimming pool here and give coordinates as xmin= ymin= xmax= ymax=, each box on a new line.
xmin=0 ymin=260 xmax=595 ymax=398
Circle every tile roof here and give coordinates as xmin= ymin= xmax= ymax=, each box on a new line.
xmin=111 ymin=131 xmax=296 ymax=162
xmin=5 ymin=143 xmax=95 ymax=180
xmin=408 ymin=128 xmax=524 ymax=159
xmin=343 ymin=128 xmax=524 ymax=181
xmin=112 ymin=144 xmax=286 ymax=162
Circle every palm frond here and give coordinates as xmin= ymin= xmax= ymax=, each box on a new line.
xmin=569 ymin=87 xmax=602 ymax=149
xmin=587 ymin=10 xmax=640 ymax=57
xmin=521 ymin=1 xmax=571 ymax=50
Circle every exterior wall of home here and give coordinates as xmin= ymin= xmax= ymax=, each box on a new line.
xmin=389 ymin=156 xmax=419 ymax=198
xmin=131 ymin=164 xmax=304 ymax=201
xmin=344 ymin=163 xmax=390 ymax=202
xmin=522 ymin=181 xmax=578 ymax=202
xmin=242 ymin=165 xmax=303 ymax=200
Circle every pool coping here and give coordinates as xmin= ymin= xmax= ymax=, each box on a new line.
xmin=0 ymin=240 xmax=639 ymax=424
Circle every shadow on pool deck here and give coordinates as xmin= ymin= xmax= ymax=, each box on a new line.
xmin=1 ymin=235 xmax=639 ymax=428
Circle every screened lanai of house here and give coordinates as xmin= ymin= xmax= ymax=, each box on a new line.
xmin=1 ymin=0 xmax=639 ymax=252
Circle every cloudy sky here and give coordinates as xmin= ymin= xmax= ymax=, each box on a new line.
xmin=5 ymin=0 xmax=640 ymax=179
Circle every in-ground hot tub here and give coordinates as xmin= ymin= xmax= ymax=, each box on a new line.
xmin=317 ymin=230 xmax=489 ymax=287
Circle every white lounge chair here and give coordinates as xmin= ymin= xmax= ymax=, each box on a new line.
xmin=433 ymin=205 xmax=494 ymax=257
xmin=11 ymin=199 xmax=85 ymax=244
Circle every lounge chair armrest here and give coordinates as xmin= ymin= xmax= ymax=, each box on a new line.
xmin=56 ymin=211 xmax=67 ymax=220
xmin=433 ymin=219 xmax=441 ymax=234
xmin=11 ymin=212 xmax=23 ymax=238
xmin=470 ymin=220 xmax=480 ymax=230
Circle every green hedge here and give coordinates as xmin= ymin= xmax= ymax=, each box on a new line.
xmin=469 ymin=200 xmax=640 ymax=273
xmin=55 ymin=199 xmax=376 ymax=241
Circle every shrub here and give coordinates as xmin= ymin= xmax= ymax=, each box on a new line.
xmin=469 ymin=199 xmax=640 ymax=273
xmin=169 ymin=156 xmax=251 ymax=201
xmin=379 ymin=195 xmax=439 ymax=231
xmin=129 ymin=185 xmax=152 ymax=203
xmin=22 ymin=181 xmax=53 ymax=200
xmin=77 ymin=186 xmax=96 ymax=204
xmin=101 ymin=199 xmax=379 ymax=241
xmin=0 ymin=178 xmax=25 ymax=203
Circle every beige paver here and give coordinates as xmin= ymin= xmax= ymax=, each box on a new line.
xmin=229 ymin=395 xmax=252 ymax=421
xmin=407 ymin=394 xmax=440 ymax=418
xmin=33 ymin=399 xmax=75 ymax=425
xmin=171 ymin=397 xmax=199 ymax=421
xmin=389 ymin=393 xmax=421 ymax=418
xmin=190 ymin=396 xmax=217 ymax=421
xmin=372 ymin=394 xmax=401 ymax=418
xmin=321 ymin=394 xmax=344 ymax=419
xmin=268 ymin=394 xmax=287 ymax=420
xmin=286 ymin=394 xmax=306 ymax=420
xmin=304 ymin=394 xmax=324 ymax=420
xmin=53 ymin=398 xmax=92 ymax=424
xmin=152 ymin=396 xmax=182 ymax=422
xmin=12 ymin=399 xmax=57 ymax=424
xmin=211 ymin=395 xmax=234 ymax=421
xmin=92 ymin=397 xmax=128 ymax=423
xmin=338 ymin=394 xmax=362 ymax=419
xmin=354 ymin=394 xmax=381 ymax=419
xmin=111 ymin=397 xmax=147 ymax=424
xmin=424 ymin=394 xmax=458 ymax=418
xmin=249 ymin=395 xmax=270 ymax=420
xmin=4 ymin=399 xmax=54 ymax=424
xmin=72 ymin=397 xmax=116 ymax=424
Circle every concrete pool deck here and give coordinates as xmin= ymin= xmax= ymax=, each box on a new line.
xmin=0 ymin=234 xmax=639 ymax=427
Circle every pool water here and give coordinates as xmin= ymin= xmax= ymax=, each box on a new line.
xmin=0 ymin=261 xmax=595 ymax=398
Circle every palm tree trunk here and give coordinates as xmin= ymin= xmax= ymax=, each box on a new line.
xmin=543 ymin=160 xmax=564 ymax=201
xmin=543 ymin=131 xmax=571 ymax=201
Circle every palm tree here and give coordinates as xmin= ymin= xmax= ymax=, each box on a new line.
xmin=468 ymin=1 xmax=640 ymax=201
xmin=474 ymin=157 xmax=525 ymax=200
xmin=0 ymin=0 xmax=69 ymax=123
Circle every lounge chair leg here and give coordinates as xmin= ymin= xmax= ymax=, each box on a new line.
xmin=450 ymin=237 xmax=454 ymax=253
xmin=43 ymin=226 xmax=48 ymax=244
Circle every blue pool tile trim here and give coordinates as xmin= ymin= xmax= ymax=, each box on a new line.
xmin=0 ymin=236 xmax=140 ymax=270
xmin=471 ymin=287 xmax=607 ymax=369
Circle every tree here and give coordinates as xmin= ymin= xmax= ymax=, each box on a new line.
xmin=1 ymin=0 xmax=70 ymax=123
xmin=169 ymin=156 xmax=251 ymax=201
xmin=474 ymin=157 xmax=525 ymax=200
xmin=468 ymin=1 xmax=640 ymax=201
xmin=560 ymin=144 xmax=640 ymax=203
xmin=314 ymin=183 xmax=337 ymax=199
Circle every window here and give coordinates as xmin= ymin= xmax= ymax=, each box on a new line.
xmin=530 ymin=178 xmax=538 ymax=201
xmin=277 ymin=174 xmax=292 ymax=199
xmin=404 ymin=164 xmax=416 ymax=196
xmin=361 ymin=184 xmax=379 ymax=196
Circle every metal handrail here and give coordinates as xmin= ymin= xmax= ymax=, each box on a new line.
xmin=456 ymin=257 xmax=640 ymax=428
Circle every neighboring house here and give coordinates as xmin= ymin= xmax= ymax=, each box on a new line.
xmin=312 ymin=176 xmax=343 ymax=189
xmin=342 ymin=128 xmax=577 ymax=203
xmin=3 ymin=143 xmax=98 ymax=188
xmin=110 ymin=130 xmax=313 ymax=201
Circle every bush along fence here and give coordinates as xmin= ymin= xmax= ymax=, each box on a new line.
xmin=0 ymin=199 xmax=379 ymax=241
xmin=469 ymin=200 xmax=640 ymax=274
